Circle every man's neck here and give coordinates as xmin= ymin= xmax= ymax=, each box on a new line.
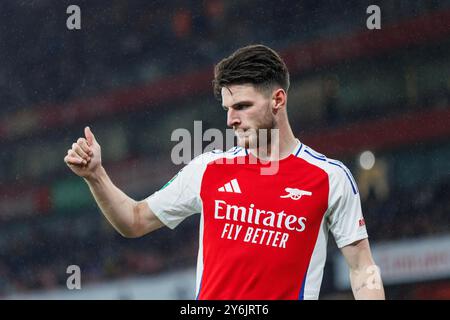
xmin=249 ymin=127 xmax=297 ymax=161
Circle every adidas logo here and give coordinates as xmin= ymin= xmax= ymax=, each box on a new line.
xmin=218 ymin=179 xmax=242 ymax=193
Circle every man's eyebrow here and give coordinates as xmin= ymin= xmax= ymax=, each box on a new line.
xmin=222 ymin=100 xmax=253 ymax=109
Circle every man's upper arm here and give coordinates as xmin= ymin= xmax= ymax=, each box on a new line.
xmin=340 ymin=238 xmax=385 ymax=299
xmin=132 ymin=200 xmax=165 ymax=237
xmin=327 ymin=161 xmax=368 ymax=248
xmin=340 ymin=238 xmax=375 ymax=271
xmin=328 ymin=163 xmax=385 ymax=299
xmin=144 ymin=153 xmax=218 ymax=230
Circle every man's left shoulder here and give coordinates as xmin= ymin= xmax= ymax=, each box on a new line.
xmin=300 ymin=145 xmax=358 ymax=193
xmin=299 ymin=144 xmax=339 ymax=173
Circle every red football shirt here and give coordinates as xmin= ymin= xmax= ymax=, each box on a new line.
xmin=147 ymin=140 xmax=368 ymax=299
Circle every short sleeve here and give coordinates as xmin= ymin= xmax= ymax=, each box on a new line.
xmin=145 ymin=156 xmax=206 ymax=229
xmin=326 ymin=162 xmax=368 ymax=248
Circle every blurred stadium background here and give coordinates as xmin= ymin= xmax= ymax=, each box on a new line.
xmin=0 ymin=0 xmax=449 ymax=299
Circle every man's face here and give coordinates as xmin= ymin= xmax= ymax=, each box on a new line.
xmin=221 ymin=84 xmax=275 ymax=148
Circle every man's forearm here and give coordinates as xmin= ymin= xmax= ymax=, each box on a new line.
xmin=350 ymin=265 xmax=385 ymax=300
xmin=84 ymin=166 xmax=138 ymax=237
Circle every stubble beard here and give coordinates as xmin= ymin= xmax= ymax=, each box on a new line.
xmin=236 ymin=115 xmax=276 ymax=150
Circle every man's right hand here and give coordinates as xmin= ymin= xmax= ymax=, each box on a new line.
xmin=64 ymin=126 xmax=102 ymax=179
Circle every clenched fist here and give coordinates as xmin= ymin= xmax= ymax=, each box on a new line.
xmin=64 ymin=126 xmax=102 ymax=179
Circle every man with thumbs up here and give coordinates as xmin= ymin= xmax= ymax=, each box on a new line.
xmin=64 ymin=45 xmax=384 ymax=300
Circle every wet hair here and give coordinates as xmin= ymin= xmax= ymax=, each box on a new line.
xmin=213 ymin=44 xmax=290 ymax=99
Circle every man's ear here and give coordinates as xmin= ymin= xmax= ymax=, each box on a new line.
xmin=272 ymin=88 xmax=287 ymax=111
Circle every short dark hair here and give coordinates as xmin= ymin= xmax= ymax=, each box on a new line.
xmin=213 ymin=44 xmax=290 ymax=99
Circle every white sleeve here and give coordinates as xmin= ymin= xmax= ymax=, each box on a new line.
xmin=145 ymin=156 xmax=206 ymax=229
xmin=327 ymin=162 xmax=368 ymax=248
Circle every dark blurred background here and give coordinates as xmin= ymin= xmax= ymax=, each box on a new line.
xmin=0 ymin=0 xmax=449 ymax=299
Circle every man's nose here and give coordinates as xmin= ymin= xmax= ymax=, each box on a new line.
xmin=227 ymin=109 xmax=241 ymax=128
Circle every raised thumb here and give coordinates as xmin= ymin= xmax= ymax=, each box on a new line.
xmin=84 ymin=126 xmax=96 ymax=146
